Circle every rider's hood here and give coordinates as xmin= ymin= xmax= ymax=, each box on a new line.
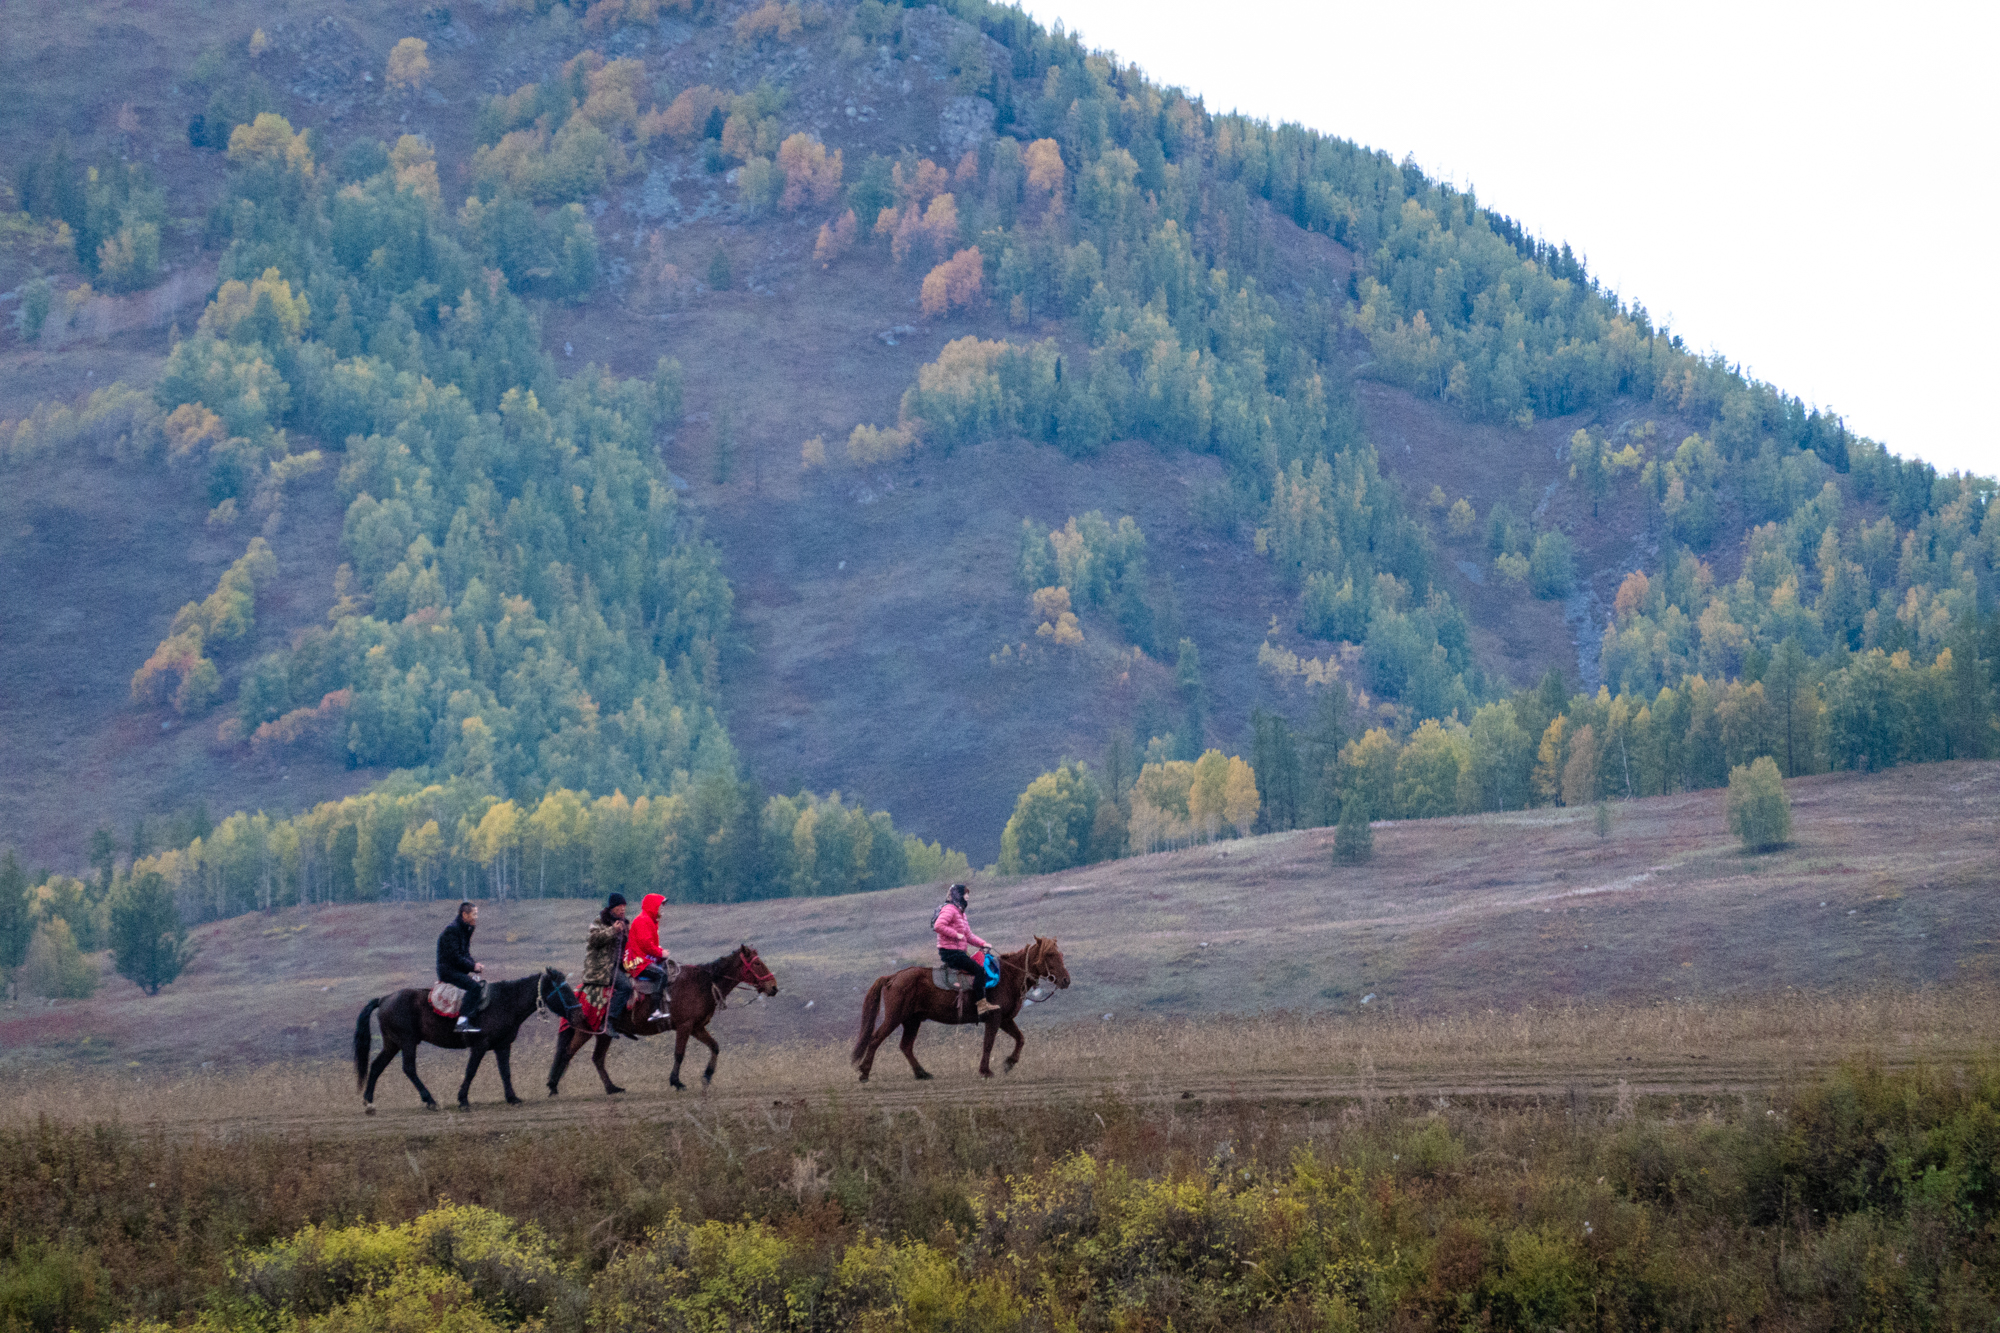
xmin=640 ymin=891 xmax=665 ymax=916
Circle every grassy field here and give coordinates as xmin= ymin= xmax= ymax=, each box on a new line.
xmin=3 ymin=761 xmax=1993 ymax=1103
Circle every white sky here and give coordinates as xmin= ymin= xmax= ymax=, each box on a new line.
xmin=1019 ymin=0 xmax=1999 ymax=481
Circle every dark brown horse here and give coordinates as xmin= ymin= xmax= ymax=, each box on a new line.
xmin=546 ymin=944 xmax=779 ymax=1095
xmin=354 ymin=966 xmax=573 ymax=1113
xmin=852 ymin=937 xmax=1069 ymax=1082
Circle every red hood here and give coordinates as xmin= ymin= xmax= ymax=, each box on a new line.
xmin=640 ymin=892 xmax=665 ymax=917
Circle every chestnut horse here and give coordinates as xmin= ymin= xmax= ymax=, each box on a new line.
xmin=851 ymin=937 xmax=1069 ymax=1082
xmin=546 ymin=944 xmax=779 ymax=1095
xmin=354 ymin=966 xmax=573 ymax=1113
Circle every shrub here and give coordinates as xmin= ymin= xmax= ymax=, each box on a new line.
xmin=1726 ymin=755 xmax=1792 ymax=850
xmin=14 ymin=277 xmax=51 ymax=342
xmin=19 ymin=919 xmax=96 ymax=999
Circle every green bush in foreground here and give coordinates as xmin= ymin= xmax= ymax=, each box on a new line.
xmin=1727 ymin=754 xmax=1793 ymax=850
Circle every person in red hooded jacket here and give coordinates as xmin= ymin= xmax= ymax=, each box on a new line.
xmin=620 ymin=892 xmax=673 ymax=1022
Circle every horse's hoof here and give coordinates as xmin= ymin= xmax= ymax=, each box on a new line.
xmin=606 ymin=1085 xmax=625 ymax=1095
xmin=980 ymin=1069 xmax=994 ymax=1078
xmin=506 ymin=1097 xmax=522 ymax=1106
xmin=857 ymin=1073 xmax=870 ymax=1084
xmin=914 ymin=1071 xmax=933 ymax=1081
xmin=422 ymin=1102 xmax=438 ymax=1112
xmin=363 ymin=1104 xmax=376 ymax=1116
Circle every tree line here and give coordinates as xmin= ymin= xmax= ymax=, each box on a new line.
xmin=109 ymin=774 xmax=964 ymax=928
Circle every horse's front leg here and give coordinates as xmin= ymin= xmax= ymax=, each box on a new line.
xmin=693 ymin=1024 xmax=720 ymax=1086
xmin=999 ymin=1016 xmax=1027 ymax=1071
xmin=493 ymin=1042 xmax=521 ymax=1105
xmin=401 ymin=1044 xmax=438 ymax=1110
xmin=594 ymin=1035 xmax=623 ymax=1094
xmin=458 ymin=1043 xmax=489 ymax=1108
xmin=669 ymin=1026 xmax=692 ymax=1090
xmin=899 ymin=1017 xmax=931 ymax=1080
xmin=979 ymin=1018 xmax=999 ymax=1077
xmin=548 ymin=1026 xmax=581 ymax=1095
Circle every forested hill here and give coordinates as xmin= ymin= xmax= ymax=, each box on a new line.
xmin=0 ymin=0 xmax=1994 ymax=931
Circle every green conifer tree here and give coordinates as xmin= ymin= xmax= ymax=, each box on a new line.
xmin=1333 ymin=795 xmax=1373 ymax=864
xmin=109 ymin=870 xmax=195 ymax=995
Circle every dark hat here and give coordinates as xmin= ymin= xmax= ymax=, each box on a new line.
xmin=605 ymin=892 xmax=628 ymax=909
xmin=947 ymin=882 xmax=969 ymax=906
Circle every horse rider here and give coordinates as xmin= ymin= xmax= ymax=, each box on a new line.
xmin=437 ymin=900 xmax=486 ymax=1033
xmin=619 ymin=891 xmax=674 ymax=1023
xmin=582 ymin=893 xmax=628 ymax=1034
xmin=933 ymin=882 xmax=998 ymax=1016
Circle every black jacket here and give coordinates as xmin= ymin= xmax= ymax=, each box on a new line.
xmin=437 ymin=913 xmax=477 ymax=978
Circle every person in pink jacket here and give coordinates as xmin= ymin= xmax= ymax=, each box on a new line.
xmin=933 ymin=882 xmax=998 ymax=1015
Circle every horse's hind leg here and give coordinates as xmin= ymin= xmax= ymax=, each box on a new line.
xmin=593 ymin=1036 xmax=623 ymax=1094
xmin=400 ymin=1044 xmax=438 ymax=1109
xmin=999 ymin=1017 xmax=1027 ymax=1071
xmin=365 ymin=1042 xmax=399 ymax=1111
xmin=899 ymin=1017 xmax=931 ymax=1080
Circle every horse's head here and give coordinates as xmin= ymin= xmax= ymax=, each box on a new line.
xmin=541 ymin=966 xmax=580 ymax=1020
xmin=1030 ymin=936 xmax=1071 ymax=989
xmin=736 ymin=943 xmax=779 ymax=997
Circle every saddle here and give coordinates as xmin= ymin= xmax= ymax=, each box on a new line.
xmin=428 ymin=981 xmax=466 ymax=1017
xmin=931 ymin=966 xmax=980 ymax=991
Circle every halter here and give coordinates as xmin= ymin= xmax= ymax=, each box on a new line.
xmin=738 ymin=948 xmax=778 ymax=993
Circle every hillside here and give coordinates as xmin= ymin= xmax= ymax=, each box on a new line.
xmin=4 ymin=761 xmax=1994 ymax=1079
xmin=0 ymin=0 xmax=1994 ymax=888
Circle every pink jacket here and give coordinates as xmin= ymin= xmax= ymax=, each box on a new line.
xmin=933 ymin=902 xmax=989 ymax=954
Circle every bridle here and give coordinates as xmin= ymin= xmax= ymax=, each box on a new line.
xmin=738 ymin=948 xmax=779 ymax=994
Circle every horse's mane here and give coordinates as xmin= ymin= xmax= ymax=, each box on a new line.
xmin=691 ymin=950 xmax=742 ymax=977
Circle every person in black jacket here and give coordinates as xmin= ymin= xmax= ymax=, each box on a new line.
xmin=437 ymin=901 xmax=486 ymax=1033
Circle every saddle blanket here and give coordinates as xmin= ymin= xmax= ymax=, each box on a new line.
xmin=428 ymin=981 xmax=466 ymax=1017
xmin=932 ymin=966 xmax=979 ymax=991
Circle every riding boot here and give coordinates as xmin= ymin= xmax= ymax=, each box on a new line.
xmin=974 ymin=982 xmax=998 ymax=1016
xmin=455 ymin=981 xmax=486 ymax=1032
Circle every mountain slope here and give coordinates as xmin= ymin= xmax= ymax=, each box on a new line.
xmin=0 ymin=0 xmax=1992 ymax=885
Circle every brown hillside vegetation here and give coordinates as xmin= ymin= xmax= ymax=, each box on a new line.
xmin=4 ymin=761 xmax=1993 ymax=1099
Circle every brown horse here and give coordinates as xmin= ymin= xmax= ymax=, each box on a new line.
xmin=851 ymin=937 xmax=1069 ymax=1082
xmin=546 ymin=944 xmax=779 ymax=1095
xmin=354 ymin=966 xmax=573 ymax=1113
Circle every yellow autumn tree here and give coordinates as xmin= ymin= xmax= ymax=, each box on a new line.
xmin=1031 ymin=585 xmax=1082 ymax=646
xmin=390 ymin=135 xmax=441 ymax=202
xmin=1024 ymin=137 xmax=1065 ymax=210
xmin=227 ymin=113 xmax=313 ymax=174
xmin=1532 ymin=715 xmax=1568 ymax=806
xmin=777 ymin=133 xmax=843 ymax=209
xmin=919 ymin=247 xmax=983 ymax=317
xmin=814 ymin=209 xmax=857 ymax=267
xmin=387 ymin=37 xmax=431 ymax=93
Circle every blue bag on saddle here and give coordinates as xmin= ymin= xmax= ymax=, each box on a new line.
xmin=979 ymin=951 xmax=1000 ymax=987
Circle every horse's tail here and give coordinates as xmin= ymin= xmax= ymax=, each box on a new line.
xmin=353 ymin=997 xmax=383 ymax=1090
xmin=851 ymin=975 xmax=890 ymax=1067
